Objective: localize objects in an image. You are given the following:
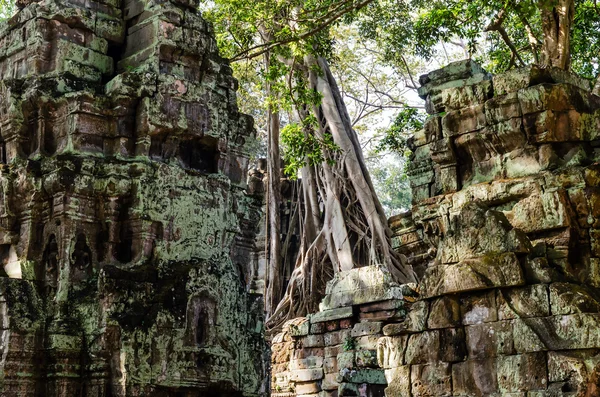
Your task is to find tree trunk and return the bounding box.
[264,50,283,319]
[539,0,574,70]
[266,55,416,332]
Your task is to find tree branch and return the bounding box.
[230,0,376,61]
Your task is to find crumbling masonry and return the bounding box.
[0,0,266,395]
[271,61,600,396]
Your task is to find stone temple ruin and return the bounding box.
[271,61,600,396]
[0,0,266,395]
[3,0,600,393]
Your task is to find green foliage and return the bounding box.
[342,336,356,351]
[376,108,425,155]
[368,154,412,214]
[355,0,600,77]
[280,118,339,179]
[0,0,15,19]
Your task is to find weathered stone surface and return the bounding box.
[452,359,499,396]
[427,295,461,329]
[310,307,354,324]
[384,366,411,396]
[289,368,324,382]
[338,368,386,384]
[319,266,406,310]
[466,321,515,358]
[549,283,600,315]
[0,0,266,395]
[421,252,525,298]
[513,314,600,352]
[442,104,487,136]
[411,362,452,396]
[461,290,498,325]
[497,353,547,392]
[383,300,429,335]
[377,336,407,369]
[493,65,591,96]
[273,60,600,397]
[355,350,378,368]
[547,350,600,393]
[350,322,382,337]
[497,285,550,320]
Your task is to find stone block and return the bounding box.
[338,368,386,384]
[286,318,310,336]
[441,104,486,136]
[497,353,547,392]
[522,257,560,284]
[272,341,294,364]
[322,372,339,390]
[311,322,326,334]
[323,357,337,374]
[325,321,340,332]
[466,321,515,359]
[324,330,351,346]
[424,116,443,142]
[384,366,411,396]
[430,137,456,165]
[302,334,325,348]
[340,319,353,329]
[355,335,381,351]
[488,118,528,153]
[452,358,499,396]
[289,357,324,371]
[294,380,321,394]
[383,300,429,335]
[438,204,531,264]
[405,331,440,365]
[358,309,404,322]
[485,92,522,124]
[355,350,378,368]
[549,282,600,315]
[523,109,585,143]
[289,368,324,382]
[438,164,459,194]
[420,60,486,88]
[497,285,550,320]
[493,65,591,96]
[518,84,573,115]
[461,290,498,325]
[440,327,467,362]
[441,78,493,110]
[421,252,525,299]
[294,347,326,360]
[513,314,600,352]
[547,350,600,391]
[427,295,461,329]
[377,336,407,369]
[358,299,405,313]
[350,322,382,337]
[319,266,405,311]
[311,307,354,324]
[411,362,452,397]
[325,345,343,358]
[337,352,355,370]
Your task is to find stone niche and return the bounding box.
[0,0,267,395]
[272,60,600,397]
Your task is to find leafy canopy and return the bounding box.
[356,0,600,77]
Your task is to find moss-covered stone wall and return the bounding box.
[271,61,600,397]
[0,0,267,395]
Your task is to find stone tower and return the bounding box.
[0,0,266,395]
